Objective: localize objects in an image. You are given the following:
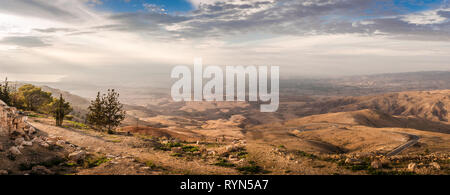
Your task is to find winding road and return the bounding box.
[386,134,420,156]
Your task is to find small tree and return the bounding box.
[0,77,11,105]
[51,94,73,126]
[103,89,126,134]
[87,92,105,130]
[86,90,125,134]
[16,84,52,112]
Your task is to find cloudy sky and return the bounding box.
[0,0,449,88]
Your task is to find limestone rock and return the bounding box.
[8,146,22,156]
[32,137,43,144]
[40,142,50,148]
[380,158,391,166]
[27,126,36,134]
[429,162,440,170]
[31,166,54,175]
[171,147,183,153]
[56,140,66,146]
[408,163,417,172]
[0,170,8,175]
[345,158,361,165]
[68,150,86,161]
[371,160,383,169]
[14,137,25,146]
[22,141,33,147]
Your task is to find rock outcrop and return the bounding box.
[0,100,74,175]
[0,100,35,139]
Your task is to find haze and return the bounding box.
[0,0,449,93]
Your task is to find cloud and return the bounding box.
[0,36,50,47]
[99,0,449,41]
[0,0,102,23]
[33,28,75,33]
[0,0,449,90]
[402,8,450,25]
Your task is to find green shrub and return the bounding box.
[83,156,110,168]
[295,150,317,159]
[236,161,270,175]
[214,158,235,167]
[182,145,199,153]
[170,153,183,157]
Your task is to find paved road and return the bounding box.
[386,134,419,156]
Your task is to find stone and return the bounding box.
[10,129,26,138]
[207,150,217,156]
[22,141,33,146]
[68,150,87,161]
[32,137,43,144]
[171,147,183,153]
[225,145,243,153]
[56,140,66,146]
[46,140,55,146]
[27,126,36,134]
[371,160,383,169]
[380,158,391,166]
[40,142,50,148]
[430,162,440,170]
[8,146,22,156]
[31,166,54,175]
[0,170,8,175]
[14,137,25,146]
[408,163,417,172]
[345,158,361,165]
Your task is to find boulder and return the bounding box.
[31,166,54,175]
[171,147,183,153]
[225,145,244,153]
[429,162,440,170]
[8,146,22,156]
[0,170,8,175]
[32,137,43,144]
[408,163,417,172]
[371,160,383,169]
[345,158,361,165]
[27,126,36,134]
[68,150,86,161]
[14,137,25,146]
[207,150,217,156]
[380,158,391,166]
[10,129,26,138]
[39,142,50,148]
[56,140,66,146]
[22,141,33,147]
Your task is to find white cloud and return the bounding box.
[0,0,449,86]
[401,8,449,25]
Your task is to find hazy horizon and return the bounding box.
[1,0,449,88]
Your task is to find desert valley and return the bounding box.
[0,71,449,175]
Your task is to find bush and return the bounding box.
[170,153,183,157]
[182,145,199,153]
[214,158,235,167]
[295,150,317,159]
[83,156,110,168]
[236,161,270,174]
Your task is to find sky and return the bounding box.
[0,0,449,90]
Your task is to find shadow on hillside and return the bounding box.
[353,112,450,134]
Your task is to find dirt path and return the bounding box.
[30,119,238,175]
